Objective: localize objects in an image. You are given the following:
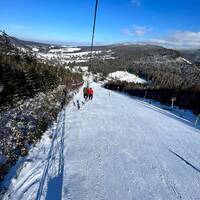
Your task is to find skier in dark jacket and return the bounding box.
[83,87,88,100]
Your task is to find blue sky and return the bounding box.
[0,0,200,47]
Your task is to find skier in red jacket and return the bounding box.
[88,88,94,100]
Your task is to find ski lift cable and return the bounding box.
[90,0,99,67]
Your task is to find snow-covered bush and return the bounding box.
[0,85,75,181]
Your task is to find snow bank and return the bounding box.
[0,85,74,184]
[32,48,39,52]
[176,57,192,65]
[108,71,146,83]
[49,47,81,53]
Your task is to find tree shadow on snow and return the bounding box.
[45,171,64,200]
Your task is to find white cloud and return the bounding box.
[150,31,200,48]
[122,25,152,37]
[122,29,200,48]
[131,0,141,7]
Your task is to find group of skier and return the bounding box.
[83,87,94,101]
[73,86,94,110]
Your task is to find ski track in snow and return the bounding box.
[2,83,200,200]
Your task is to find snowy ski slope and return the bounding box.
[2,83,200,200]
[108,71,146,83]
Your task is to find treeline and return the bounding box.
[104,81,200,114]
[102,57,200,114]
[0,52,82,111]
[102,59,200,114]
[127,62,200,88]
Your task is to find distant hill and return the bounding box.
[80,43,182,64]
[0,35,185,64]
[179,49,200,64]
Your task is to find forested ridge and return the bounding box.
[80,44,200,114]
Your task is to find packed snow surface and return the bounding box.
[108,71,146,83]
[2,83,200,200]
